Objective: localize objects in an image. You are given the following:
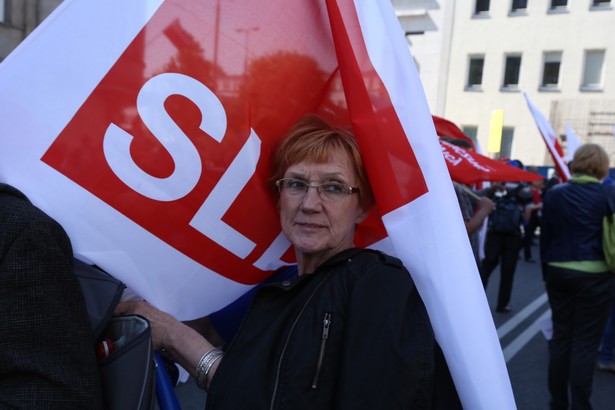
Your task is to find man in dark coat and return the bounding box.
[0,183,103,409]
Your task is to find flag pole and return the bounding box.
[462,185,481,201]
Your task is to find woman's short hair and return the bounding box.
[571,143,610,179]
[269,115,375,210]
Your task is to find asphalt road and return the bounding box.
[169,243,615,409]
[489,247,615,410]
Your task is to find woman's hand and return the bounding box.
[114,300,218,382]
[114,300,177,350]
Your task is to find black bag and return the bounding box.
[73,259,156,410]
[489,196,522,234]
[98,316,157,410]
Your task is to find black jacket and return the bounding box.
[206,248,434,410]
[0,184,103,409]
[541,179,615,263]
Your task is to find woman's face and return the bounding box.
[278,147,368,273]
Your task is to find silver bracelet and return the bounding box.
[195,347,224,390]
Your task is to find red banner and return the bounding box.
[440,140,543,185]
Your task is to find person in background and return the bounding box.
[521,169,544,263]
[116,115,436,409]
[597,175,615,373]
[597,281,615,372]
[443,138,495,266]
[0,183,103,409]
[540,143,615,410]
[480,178,525,313]
[542,169,562,197]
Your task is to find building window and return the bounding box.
[503,55,521,89]
[550,0,568,8]
[500,127,514,159]
[462,126,478,146]
[581,50,605,90]
[467,56,484,89]
[475,0,490,14]
[541,52,561,89]
[511,0,528,11]
[591,0,612,8]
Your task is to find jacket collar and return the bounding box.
[310,247,364,274]
[569,174,601,184]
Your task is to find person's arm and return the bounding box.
[523,202,543,222]
[0,218,103,408]
[466,196,494,234]
[184,316,225,347]
[115,300,222,390]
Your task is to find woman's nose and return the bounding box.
[300,186,324,209]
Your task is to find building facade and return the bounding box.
[0,0,61,61]
[391,0,455,115]
[443,0,615,167]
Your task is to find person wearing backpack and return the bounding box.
[479,182,525,313]
[540,144,615,410]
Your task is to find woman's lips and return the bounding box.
[295,222,326,230]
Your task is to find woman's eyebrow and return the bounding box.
[289,175,347,182]
[284,171,308,179]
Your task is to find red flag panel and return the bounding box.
[41,0,424,283]
[440,140,543,185]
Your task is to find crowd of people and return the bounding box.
[456,143,615,410]
[3,114,615,409]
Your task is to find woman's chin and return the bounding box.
[293,239,330,256]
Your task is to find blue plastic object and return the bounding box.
[155,352,182,410]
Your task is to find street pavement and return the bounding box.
[170,243,615,409]
[488,246,615,410]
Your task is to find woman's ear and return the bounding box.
[355,206,369,224]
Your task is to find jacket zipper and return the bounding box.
[269,271,334,410]
[311,312,331,389]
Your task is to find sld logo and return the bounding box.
[102,73,265,261]
[43,69,289,284]
[41,0,421,284]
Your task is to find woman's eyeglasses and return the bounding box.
[276,178,359,201]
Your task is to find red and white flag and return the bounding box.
[524,93,570,181]
[0,1,514,407]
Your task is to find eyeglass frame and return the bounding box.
[275,178,360,201]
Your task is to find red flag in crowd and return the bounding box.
[432,115,476,150]
[440,140,544,185]
[524,93,571,181]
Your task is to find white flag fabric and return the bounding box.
[565,124,582,162]
[0,0,514,408]
[524,93,571,181]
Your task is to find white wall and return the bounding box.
[443,0,615,166]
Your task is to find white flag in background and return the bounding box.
[565,124,582,162]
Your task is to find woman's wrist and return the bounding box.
[161,322,218,382]
[195,347,224,390]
